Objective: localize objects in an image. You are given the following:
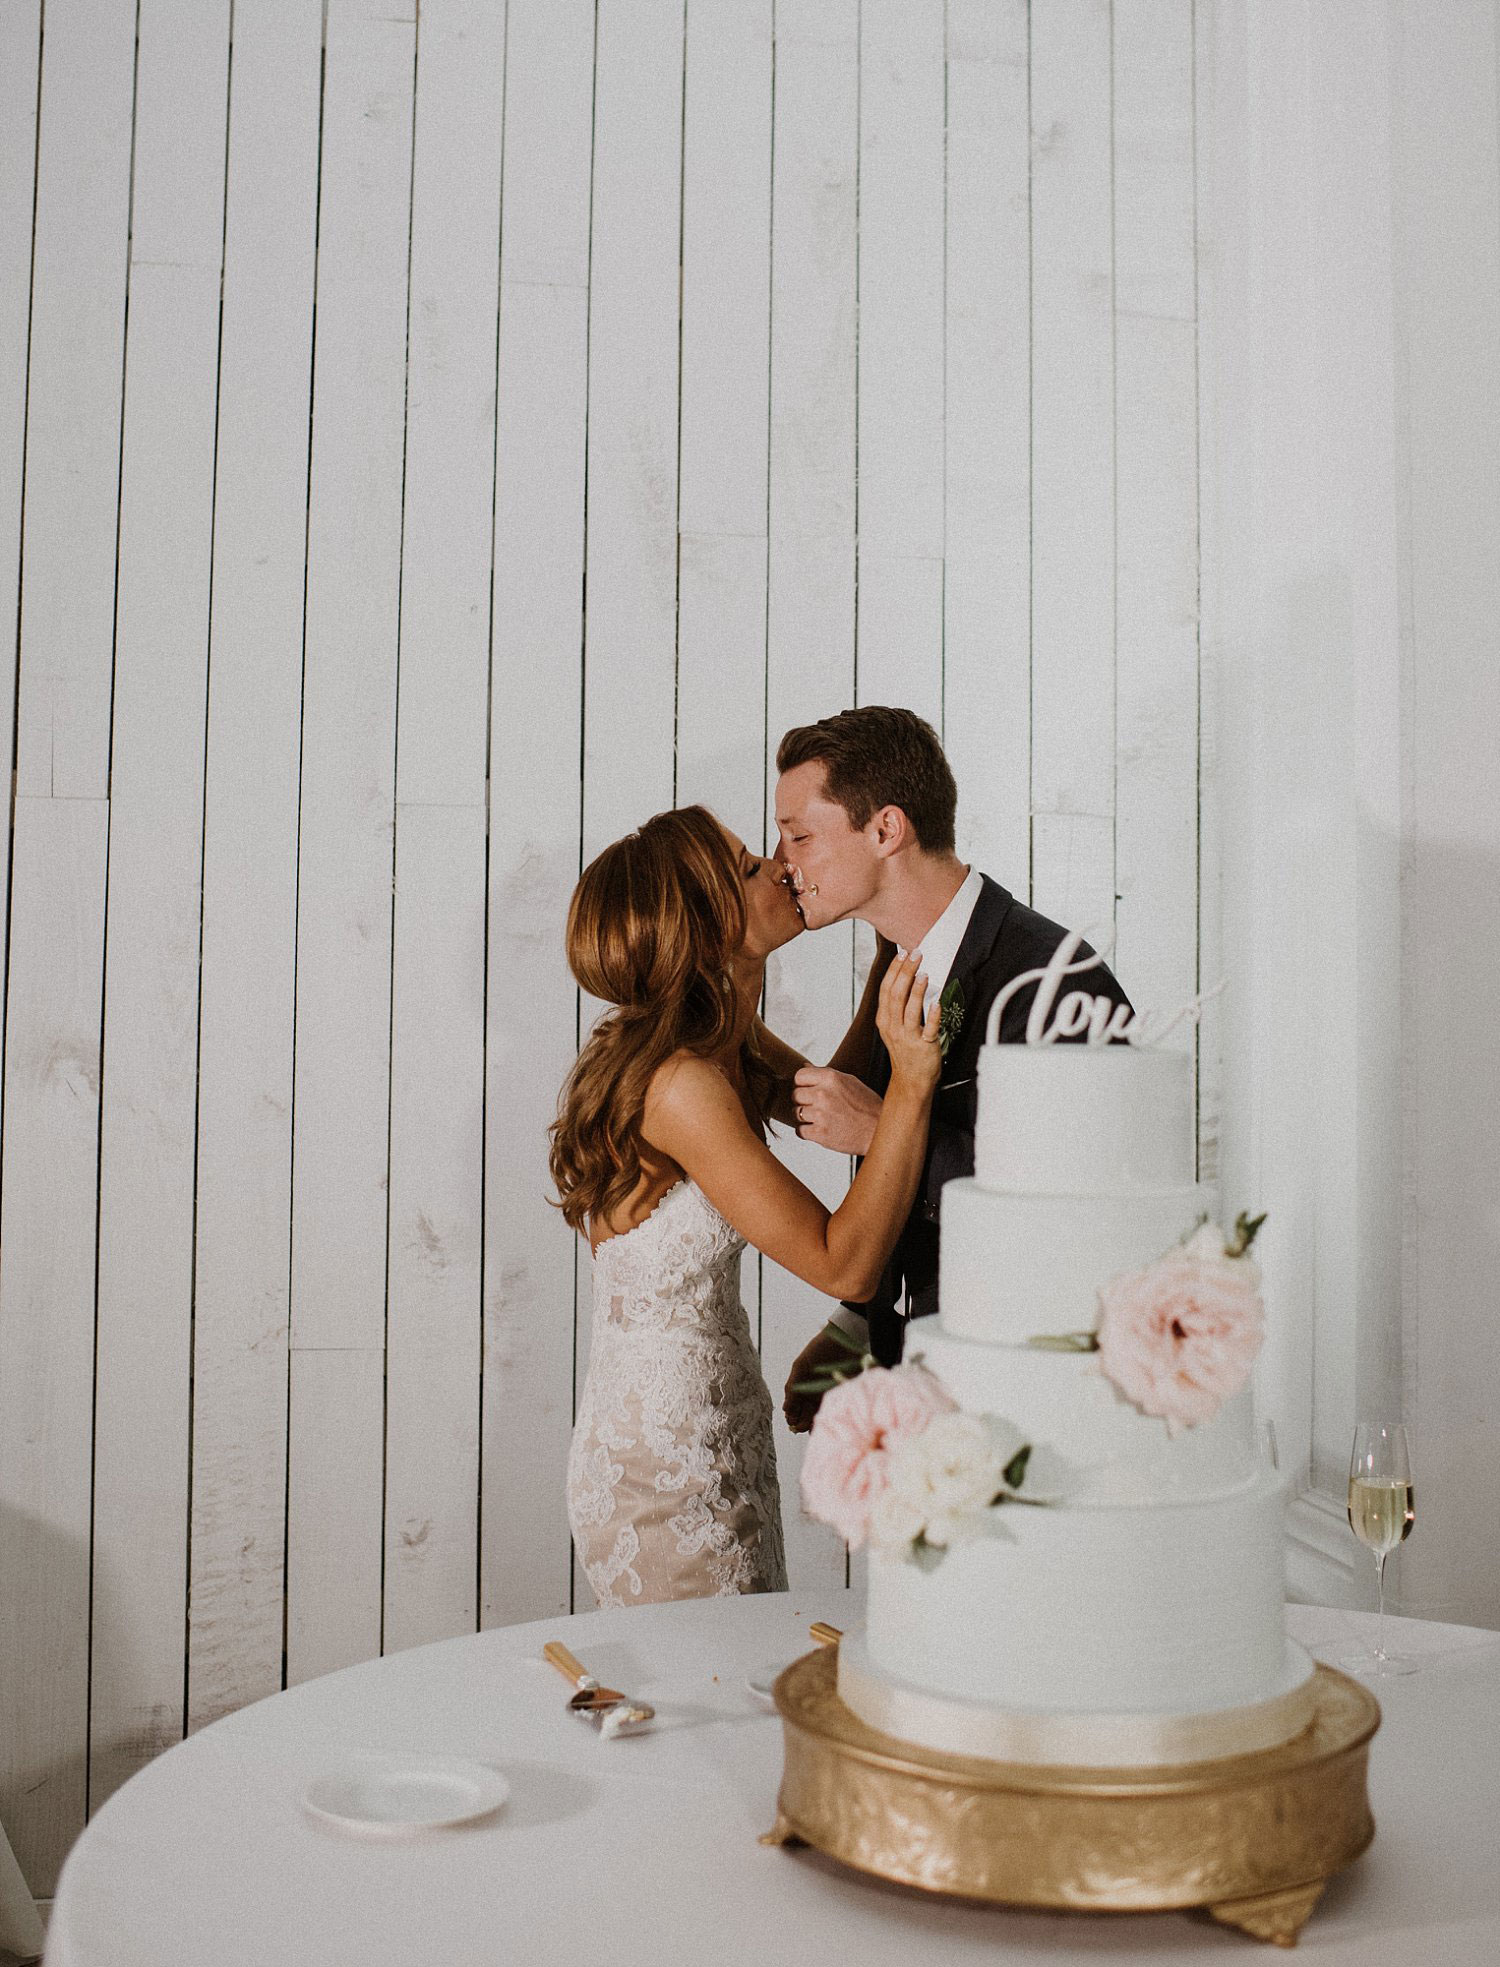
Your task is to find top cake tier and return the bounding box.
[975,1043,1194,1193]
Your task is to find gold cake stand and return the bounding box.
[762,1645,1379,1948]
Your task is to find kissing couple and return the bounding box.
[550,706,1130,1611]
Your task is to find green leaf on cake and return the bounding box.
[1001,1443,1032,1491]
[1225,1210,1267,1259]
[910,1533,948,1574]
[1024,1332,1100,1352]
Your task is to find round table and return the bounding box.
[46,1595,1500,1965]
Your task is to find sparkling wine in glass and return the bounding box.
[1341,1423,1417,1677]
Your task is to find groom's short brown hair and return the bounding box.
[776,706,957,853]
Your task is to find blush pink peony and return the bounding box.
[798,1363,959,1548]
[1096,1222,1265,1434]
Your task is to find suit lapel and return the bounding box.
[935,875,1011,1082]
[869,874,1013,1092]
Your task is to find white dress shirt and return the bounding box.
[827,866,983,1343]
[898,864,984,1016]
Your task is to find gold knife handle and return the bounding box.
[809,1622,843,1648]
[543,1640,590,1686]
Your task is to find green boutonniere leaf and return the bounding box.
[937,978,965,1059]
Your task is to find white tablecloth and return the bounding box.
[45,1594,1500,1966]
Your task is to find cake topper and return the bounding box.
[984,927,1224,1048]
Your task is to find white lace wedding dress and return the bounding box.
[567,1179,787,1609]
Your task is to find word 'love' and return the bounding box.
[985,930,1223,1049]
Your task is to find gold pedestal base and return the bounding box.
[763,1648,1378,1948]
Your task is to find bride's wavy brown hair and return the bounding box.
[549,805,776,1235]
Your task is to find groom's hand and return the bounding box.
[783,1328,854,1433]
[792,1066,882,1155]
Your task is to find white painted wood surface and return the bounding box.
[1029,0,1116,935]
[1199,0,1500,1639]
[90,0,231,1816]
[188,0,322,1740]
[0,0,39,1099]
[0,0,1218,1888]
[1385,0,1500,1634]
[763,0,862,1595]
[942,0,1031,884]
[481,0,593,1632]
[286,0,415,1687]
[0,0,135,1896]
[382,0,501,1659]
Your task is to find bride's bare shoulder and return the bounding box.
[643,1052,745,1143]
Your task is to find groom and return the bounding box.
[774,706,1131,1427]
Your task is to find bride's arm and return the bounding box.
[647,958,938,1301]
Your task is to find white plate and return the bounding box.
[301,1754,510,1837]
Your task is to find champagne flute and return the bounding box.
[1341,1423,1417,1677]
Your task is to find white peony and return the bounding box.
[867,1487,928,1555]
[865,1405,1075,1563]
[884,1411,1006,1549]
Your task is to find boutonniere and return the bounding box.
[937,978,965,1058]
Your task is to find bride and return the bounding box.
[550,804,941,1609]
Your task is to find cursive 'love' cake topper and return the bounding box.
[984,927,1225,1049]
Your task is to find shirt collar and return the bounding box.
[898,865,984,1012]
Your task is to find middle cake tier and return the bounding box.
[939,1176,1215,1345]
[907,1322,1257,1504]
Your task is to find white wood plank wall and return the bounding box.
[0,0,1207,1890]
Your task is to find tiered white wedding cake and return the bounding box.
[803,945,1316,1770]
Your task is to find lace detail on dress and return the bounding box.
[566,1181,787,1609]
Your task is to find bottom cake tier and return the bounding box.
[847,1469,1316,1767]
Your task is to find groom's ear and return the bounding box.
[868,804,913,858]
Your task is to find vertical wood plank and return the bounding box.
[382,0,502,1656]
[943,0,1032,885]
[1193,0,1222,1189]
[286,1348,386,1677]
[286,0,415,1685]
[0,0,135,1892]
[854,0,944,722]
[763,0,859,1593]
[482,0,593,1627]
[90,0,230,1813]
[1029,0,1116,931]
[0,801,109,1892]
[1112,0,1198,1018]
[569,0,684,1602]
[189,0,322,1733]
[676,0,772,838]
[0,0,40,1091]
[386,807,485,1649]
[391,0,502,815]
[13,0,135,804]
[675,0,773,1393]
[580,0,683,860]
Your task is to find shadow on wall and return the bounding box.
[1401,837,1500,1630]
